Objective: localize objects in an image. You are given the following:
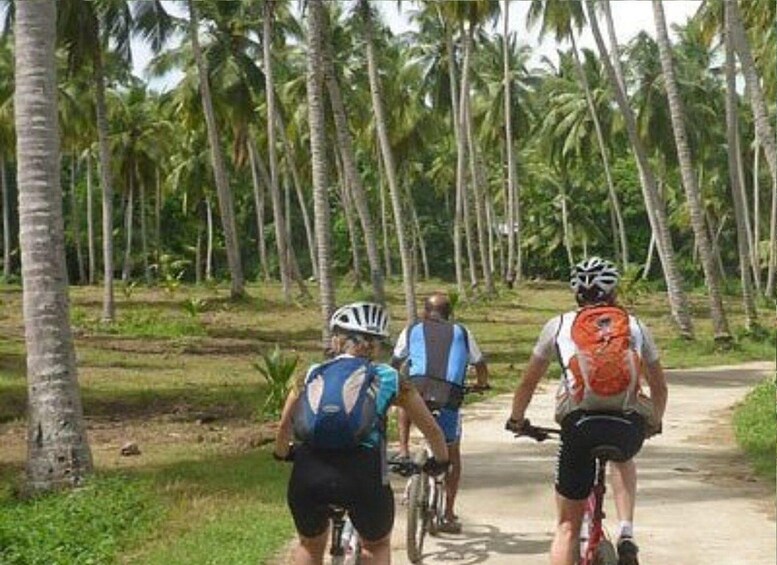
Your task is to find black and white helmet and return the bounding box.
[570,257,619,299]
[329,302,390,339]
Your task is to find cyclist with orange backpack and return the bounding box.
[505,258,667,565]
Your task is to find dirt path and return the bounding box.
[389,361,775,564]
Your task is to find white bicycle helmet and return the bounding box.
[570,257,619,298]
[329,302,390,339]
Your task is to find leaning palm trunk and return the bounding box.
[726,0,777,186]
[766,176,777,297]
[139,171,150,284]
[652,0,730,340]
[188,0,244,298]
[307,0,336,344]
[378,151,392,279]
[334,149,362,288]
[322,16,384,302]
[360,0,416,321]
[205,197,213,281]
[94,48,114,321]
[276,109,318,280]
[725,2,758,329]
[14,0,93,491]
[263,1,292,302]
[570,31,628,269]
[585,0,694,338]
[248,139,271,281]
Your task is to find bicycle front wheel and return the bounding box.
[406,474,427,563]
[593,539,618,565]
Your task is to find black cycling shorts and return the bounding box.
[555,411,646,500]
[287,444,394,542]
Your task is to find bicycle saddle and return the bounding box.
[590,444,626,462]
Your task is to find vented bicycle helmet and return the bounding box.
[329,302,390,339]
[570,257,619,302]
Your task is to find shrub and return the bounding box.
[254,346,298,420]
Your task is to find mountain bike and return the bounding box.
[513,420,620,565]
[390,384,488,563]
[328,505,361,565]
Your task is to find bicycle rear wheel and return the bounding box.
[593,539,618,565]
[406,473,428,563]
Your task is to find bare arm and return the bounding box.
[273,390,298,458]
[643,360,668,426]
[396,386,449,463]
[509,354,551,423]
[473,362,489,387]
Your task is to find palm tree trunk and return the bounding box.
[188,0,244,298]
[138,168,150,285]
[464,84,494,294]
[334,148,362,288]
[308,0,336,345]
[122,173,134,283]
[735,121,760,293]
[753,139,761,289]
[94,48,114,321]
[205,197,213,281]
[195,227,202,285]
[642,232,656,280]
[378,151,392,279]
[69,155,86,284]
[263,0,292,302]
[727,0,777,187]
[602,0,628,97]
[485,192,496,276]
[766,176,777,297]
[1,155,10,280]
[725,3,758,329]
[15,0,92,491]
[155,167,161,277]
[248,138,270,281]
[86,152,95,285]
[570,31,628,269]
[322,17,384,301]
[585,0,694,338]
[447,21,465,294]
[560,183,574,268]
[276,109,318,281]
[360,0,416,321]
[652,0,730,340]
[502,0,517,283]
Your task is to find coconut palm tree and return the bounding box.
[307,0,336,343]
[321,5,385,302]
[527,0,628,270]
[0,38,13,281]
[358,0,416,321]
[15,0,93,492]
[724,0,758,328]
[652,0,730,341]
[187,0,245,298]
[584,0,694,338]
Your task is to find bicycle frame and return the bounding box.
[328,506,360,565]
[580,456,608,565]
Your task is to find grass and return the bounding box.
[733,379,776,481]
[0,280,773,564]
[0,475,162,565]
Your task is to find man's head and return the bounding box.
[424,292,452,321]
[570,257,619,306]
[329,302,390,358]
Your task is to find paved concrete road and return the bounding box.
[389,362,775,564]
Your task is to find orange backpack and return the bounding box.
[555,305,644,420]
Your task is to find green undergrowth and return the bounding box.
[733,379,776,481]
[0,475,163,565]
[71,307,206,339]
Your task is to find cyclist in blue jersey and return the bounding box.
[274,302,449,565]
[392,292,490,534]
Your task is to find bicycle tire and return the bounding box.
[405,473,426,563]
[593,539,618,565]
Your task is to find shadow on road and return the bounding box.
[422,524,551,565]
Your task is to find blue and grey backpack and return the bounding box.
[292,357,382,450]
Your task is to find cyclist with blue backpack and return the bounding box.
[273,302,449,565]
[391,292,490,534]
[505,258,667,565]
